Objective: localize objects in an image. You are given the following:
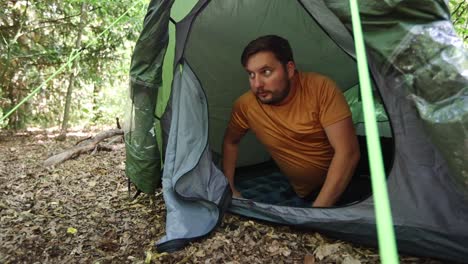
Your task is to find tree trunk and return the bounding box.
[2,0,30,130]
[92,70,102,122]
[60,3,88,138]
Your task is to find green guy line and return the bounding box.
[0,0,145,123]
[349,1,399,263]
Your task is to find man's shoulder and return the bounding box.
[298,71,333,86]
[298,72,340,94]
[231,91,257,117]
[234,91,256,106]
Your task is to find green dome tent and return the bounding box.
[124,0,468,262]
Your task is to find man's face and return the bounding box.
[245,51,295,105]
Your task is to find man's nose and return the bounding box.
[252,76,264,89]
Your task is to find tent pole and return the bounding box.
[349,0,399,263]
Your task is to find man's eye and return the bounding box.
[264,69,272,76]
[249,72,255,79]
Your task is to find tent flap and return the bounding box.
[124,0,175,194]
[156,63,230,251]
[391,21,468,194]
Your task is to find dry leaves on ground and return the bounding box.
[0,130,444,264]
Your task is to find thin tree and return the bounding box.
[59,2,87,139]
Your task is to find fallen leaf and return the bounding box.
[281,247,291,257]
[145,251,152,264]
[342,255,361,264]
[268,241,280,253]
[195,249,206,257]
[98,240,119,252]
[151,252,169,259]
[314,243,341,260]
[67,227,77,235]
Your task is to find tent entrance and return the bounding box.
[185,0,360,168]
[233,135,394,207]
[182,0,396,207]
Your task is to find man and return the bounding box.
[222,35,360,207]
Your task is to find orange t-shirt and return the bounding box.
[228,72,352,197]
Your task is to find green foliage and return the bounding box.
[0,0,147,129]
[449,0,468,45]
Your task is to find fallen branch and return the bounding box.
[75,136,92,146]
[96,143,125,152]
[44,129,123,167]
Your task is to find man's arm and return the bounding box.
[222,127,245,198]
[313,117,360,207]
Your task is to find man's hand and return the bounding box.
[232,189,243,199]
[223,127,245,199]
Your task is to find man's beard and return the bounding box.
[257,80,291,105]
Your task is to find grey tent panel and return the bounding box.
[157,63,229,246]
[174,0,208,70]
[299,0,356,58]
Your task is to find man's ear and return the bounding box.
[286,61,296,79]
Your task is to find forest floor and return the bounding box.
[0,129,444,264]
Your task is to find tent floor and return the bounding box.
[234,136,393,208]
[234,161,372,207]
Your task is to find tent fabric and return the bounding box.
[124,0,175,193]
[125,0,468,262]
[157,63,230,249]
[325,1,468,191]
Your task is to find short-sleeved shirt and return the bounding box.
[228,72,352,197]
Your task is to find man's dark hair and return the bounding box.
[241,35,294,67]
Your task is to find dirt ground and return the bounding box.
[0,130,444,264]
